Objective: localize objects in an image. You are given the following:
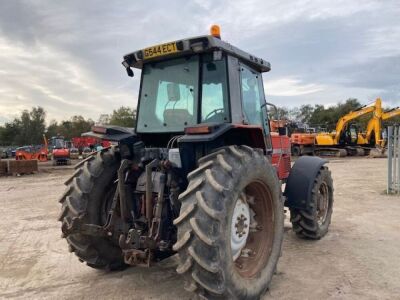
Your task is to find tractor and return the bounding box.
[59,26,334,300]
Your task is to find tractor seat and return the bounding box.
[163,109,193,127]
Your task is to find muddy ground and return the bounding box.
[0,157,399,299]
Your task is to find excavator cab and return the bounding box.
[340,124,360,145]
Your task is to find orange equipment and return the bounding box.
[290,132,316,156]
[270,119,316,156]
[15,135,48,162]
[269,119,289,133]
[50,136,70,165]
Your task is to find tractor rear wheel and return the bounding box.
[58,147,126,270]
[290,166,333,239]
[174,146,284,299]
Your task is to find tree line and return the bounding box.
[0,106,136,146]
[271,98,400,131]
[0,99,398,146]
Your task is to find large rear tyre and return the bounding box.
[58,147,126,270]
[174,146,284,299]
[290,167,333,239]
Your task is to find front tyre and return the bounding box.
[174,146,284,299]
[290,166,333,239]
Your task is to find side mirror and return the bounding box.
[167,83,181,101]
[122,61,134,77]
[126,67,134,77]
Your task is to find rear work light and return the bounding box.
[185,125,213,135]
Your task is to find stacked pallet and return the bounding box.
[0,160,38,176]
[0,161,7,176]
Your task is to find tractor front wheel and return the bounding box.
[290,167,333,239]
[174,146,284,299]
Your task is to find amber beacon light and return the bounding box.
[210,24,221,38]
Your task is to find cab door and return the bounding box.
[239,63,273,153]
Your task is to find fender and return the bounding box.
[178,123,233,143]
[178,123,266,176]
[179,123,266,150]
[83,125,137,142]
[284,156,327,211]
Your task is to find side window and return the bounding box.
[240,65,262,125]
[201,57,229,123]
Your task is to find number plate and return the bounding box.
[143,42,179,59]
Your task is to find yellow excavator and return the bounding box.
[358,104,400,154]
[315,98,381,156]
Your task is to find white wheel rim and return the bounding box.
[231,195,251,261]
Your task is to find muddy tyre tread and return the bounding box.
[174,146,284,299]
[290,167,334,240]
[59,147,126,270]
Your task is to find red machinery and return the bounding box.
[72,137,111,152]
[50,136,70,165]
[271,133,291,179]
[58,25,334,300]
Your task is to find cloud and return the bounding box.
[0,35,135,124]
[266,77,325,96]
[0,0,399,125]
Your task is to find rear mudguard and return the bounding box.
[284,156,327,211]
[82,125,136,142]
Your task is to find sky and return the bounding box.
[0,0,399,125]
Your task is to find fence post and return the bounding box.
[397,127,400,193]
[388,126,393,194]
[394,127,397,190]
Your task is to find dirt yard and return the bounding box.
[0,157,399,299]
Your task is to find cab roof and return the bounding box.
[122,35,271,73]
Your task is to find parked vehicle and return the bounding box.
[49,136,70,165]
[69,148,80,159]
[81,147,93,159]
[58,25,334,300]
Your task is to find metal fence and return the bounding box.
[387,126,400,194]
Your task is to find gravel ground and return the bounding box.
[0,157,399,299]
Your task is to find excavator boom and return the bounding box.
[382,107,400,121]
[362,98,383,146]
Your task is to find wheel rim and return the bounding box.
[316,182,329,225]
[232,181,274,278]
[231,195,251,261]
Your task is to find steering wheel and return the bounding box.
[204,108,224,120]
